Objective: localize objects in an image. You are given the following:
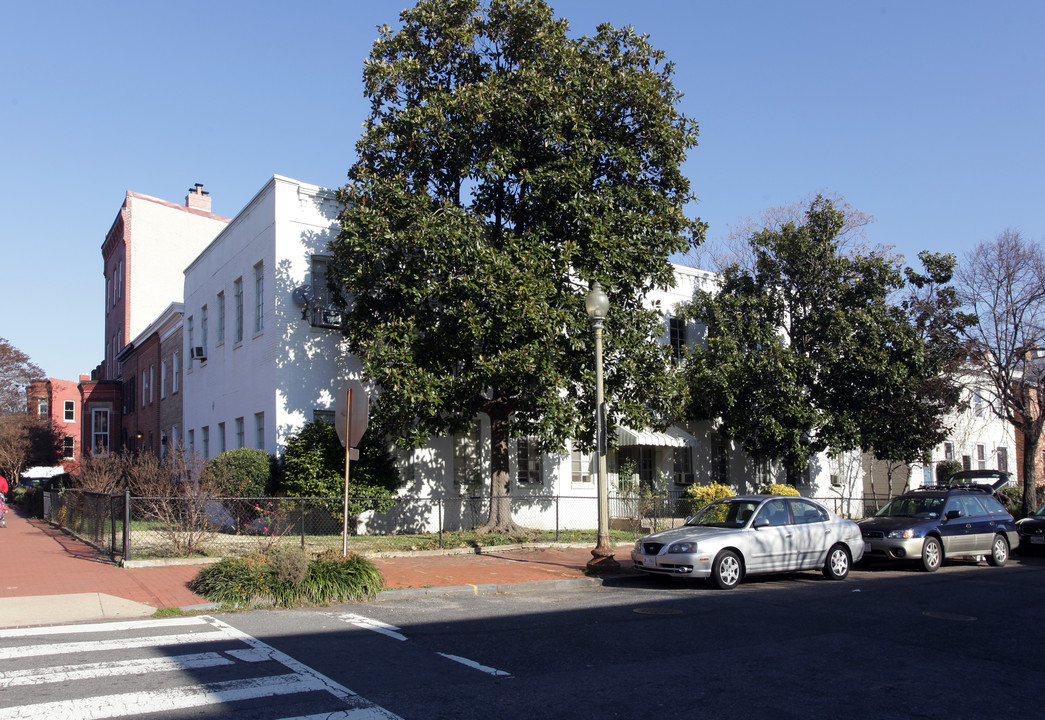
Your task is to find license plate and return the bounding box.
[864,542,872,554]
[1031,537,1044,545]
[643,556,658,567]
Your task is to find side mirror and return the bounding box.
[945,510,962,520]
[752,517,770,529]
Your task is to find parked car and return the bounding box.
[859,485,1017,572]
[630,495,865,589]
[1015,505,1045,553]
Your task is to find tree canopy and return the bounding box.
[0,338,44,414]
[330,0,704,529]
[957,229,1045,514]
[682,197,967,483]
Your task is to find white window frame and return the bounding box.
[253,262,264,335]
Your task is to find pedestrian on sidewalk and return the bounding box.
[0,474,8,527]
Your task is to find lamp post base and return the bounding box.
[586,546,621,574]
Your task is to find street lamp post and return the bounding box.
[585,281,620,573]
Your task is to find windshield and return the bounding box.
[1034,505,1045,517]
[875,496,944,519]
[687,499,761,529]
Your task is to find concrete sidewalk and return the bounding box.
[0,506,632,629]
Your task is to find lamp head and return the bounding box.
[585,281,610,321]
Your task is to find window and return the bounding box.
[516,438,542,486]
[313,410,335,425]
[997,447,1009,473]
[105,276,111,314]
[672,446,694,485]
[618,446,655,492]
[64,400,75,422]
[188,429,194,451]
[454,427,480,489]
[187,316,194,359]
[944,442,954,461]
[789,499,828,524]
[235,417,245,449]
[142,370,147,408]
[669,316,687,362]
[253,262,264,334]
[149,365,154,404]
[92,409,109,453]
[712,436,730,485]
[571,446,593,485]
[160,361,167,400]
[117,260,123,299]
[37,397,48,418]
[201,304,208,354]
[255,412,265,450]
[62,435,74,459]
[217,422,226,454]
[972,388,985,418]
[976,444,986,470]
[173,352,181,393]
[216,292,225,345]
[758,498,790,526]
[202,426,210,459]
[233,278,244,343]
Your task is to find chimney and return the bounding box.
[186,183,212,212]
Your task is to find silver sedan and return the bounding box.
[631,495,865,589]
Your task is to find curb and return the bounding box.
[374,572,640,602]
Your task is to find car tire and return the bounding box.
[921,536,942,572]
[822,544,851,580]
[712,550,742,590]
[988,534,1009,567]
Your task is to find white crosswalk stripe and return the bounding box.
[0,615,402,720]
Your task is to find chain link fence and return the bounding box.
[42,488,872,561]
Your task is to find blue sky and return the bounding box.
[2,1,1042,382]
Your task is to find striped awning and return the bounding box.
[616,425,697,448]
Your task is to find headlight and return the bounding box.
[634,541,644,553]
[668,541,698,554]
[887,528,917,539]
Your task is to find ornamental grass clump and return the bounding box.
[189,549,383,608]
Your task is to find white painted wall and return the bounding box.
[183,176,361,459]
[126,197,228,344]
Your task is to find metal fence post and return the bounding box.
[438,498,443,549]
[300,498,306,549]
[555,495,560,543]
[123,488,131,562]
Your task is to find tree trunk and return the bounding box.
[480,401,523,533]
[1020,422,1039,517]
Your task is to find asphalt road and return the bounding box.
[4,554,1044,719]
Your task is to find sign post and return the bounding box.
[335,379,369,556]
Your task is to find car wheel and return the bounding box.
[822,544,851,580]
[712,550,742,589]
[988,534,1009,567]
[921,536,942,572]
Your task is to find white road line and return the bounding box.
[0,630,229,661]
[436,652,513,678]
[0,652,234,686]
[0,673,321,719]
[0,616,209,639]
[278,711,406,720]
[335,613,408,642]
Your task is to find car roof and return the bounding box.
[946,469,1011,491]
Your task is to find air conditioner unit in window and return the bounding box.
[319,309,342,327]
[190,346,207,361]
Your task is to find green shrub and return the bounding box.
[206,447,276,497]
[302,551,384,604]
[682,482,734,506]
[997,486,1024,518]
[760,483,800,496]
[935,460,963,485]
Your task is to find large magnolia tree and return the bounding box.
[330,0,704,530]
